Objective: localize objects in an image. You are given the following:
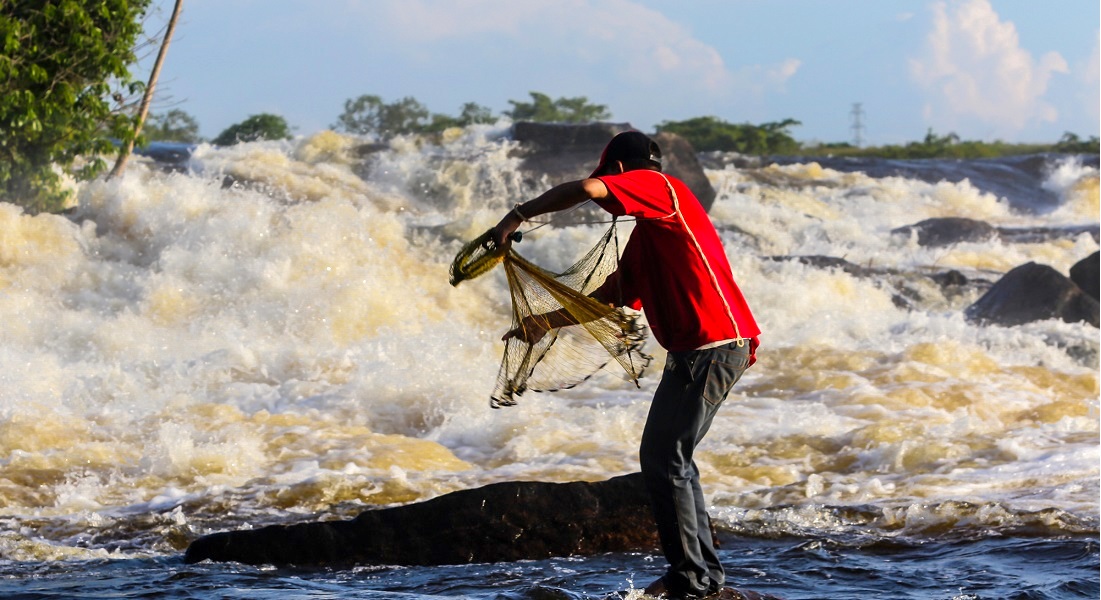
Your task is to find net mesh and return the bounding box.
[450,225,651,408]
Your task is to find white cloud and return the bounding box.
[366,0,800,122]
[909,0,1069,135]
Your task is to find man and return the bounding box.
[491,131,761,599]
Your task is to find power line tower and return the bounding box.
[850,103,865,148]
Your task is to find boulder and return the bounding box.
[891,217,998,247]
[1069,251,1099,301]
[511,121,717,212]
[965,262,1099,327]
[184,472,660,567]
[891,218,1099,248]
[132,141,195,173]
[998,224,1099,244]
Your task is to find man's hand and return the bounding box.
[491,207,524,248]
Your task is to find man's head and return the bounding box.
[589,131,662,177]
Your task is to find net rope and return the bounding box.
[450,223,651,408]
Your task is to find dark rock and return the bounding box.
[653,131,716,212]
[512,121,632,149]
[133,141,195,173]
[351,142,390,157]
[965,262,1099,327]
[930,269,969,288]
[998,224,1100,244]
[891,217,998,247]
[769,153,1099,213]
[1070,252,1100,301]
[510,122,717,212]
[184,472,659,567]
[892,218,1098,248]
[764,255,878,278]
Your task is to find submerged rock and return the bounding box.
[891,217,1099,248]
[891,217,998,247]
[184,473,659,567]
[965,262,1099,327]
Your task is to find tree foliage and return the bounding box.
[1053,132,1101,154]
[656,116,802,155]
[333,95,495,139]
[0,0,151,212]
[212,113,292,146]
[142,109,202,143]
[425,101,497,133]
[333,91,610,139]
[333,95,430,139]
[804,129,1072,160]
[504,92,610,123]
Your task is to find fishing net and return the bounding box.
[450,224,651,408]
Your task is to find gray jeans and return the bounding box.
[639,340,752,597]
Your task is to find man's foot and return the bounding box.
[643,576,673,598]
[643,576,690,599]
[704,587,785,600]
[642,577,706,599]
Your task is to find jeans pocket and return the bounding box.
[700,347,751,406]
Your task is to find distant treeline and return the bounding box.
[153,93,1099,160]
[798,130,1100,159]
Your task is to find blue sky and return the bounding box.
[142,0,1099,146]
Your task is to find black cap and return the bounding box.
[589,131,662,177]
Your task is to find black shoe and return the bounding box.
[644,577,673,598]
[644,577,707,599]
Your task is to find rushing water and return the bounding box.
[0,125,1097,599]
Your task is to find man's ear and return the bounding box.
[614,160,625,174]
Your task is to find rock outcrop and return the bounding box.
[185,472,659,567]
[1069,251,1099,302]
[511,121,716,212]
[891,217,1099,248]
[891,217,998,247]
[965,261,1099,327]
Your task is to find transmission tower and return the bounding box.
[850,103,865,148]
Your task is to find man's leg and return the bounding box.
[690,463,724,591]
[640,342,751,597]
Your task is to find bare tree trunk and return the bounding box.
[108,0,184,180]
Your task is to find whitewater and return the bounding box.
[0,124,1097,599]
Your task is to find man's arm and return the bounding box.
[494,177,615,344]
[491,178,610,247]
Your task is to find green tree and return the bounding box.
[333,95,431,139]
[1054,132,1100,154]
[423,101,497,133]
[334,95,498,138]
[657,116,801,155]
[504,92,611,123]
[457,102,495,126]
[0,0,152,213]
[142,109,202,143]
[212,113,293,146]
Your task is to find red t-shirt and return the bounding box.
[592,170,761,358]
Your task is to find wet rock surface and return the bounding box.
[185,473,659,567]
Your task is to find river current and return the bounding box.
[0,125,1097,598]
